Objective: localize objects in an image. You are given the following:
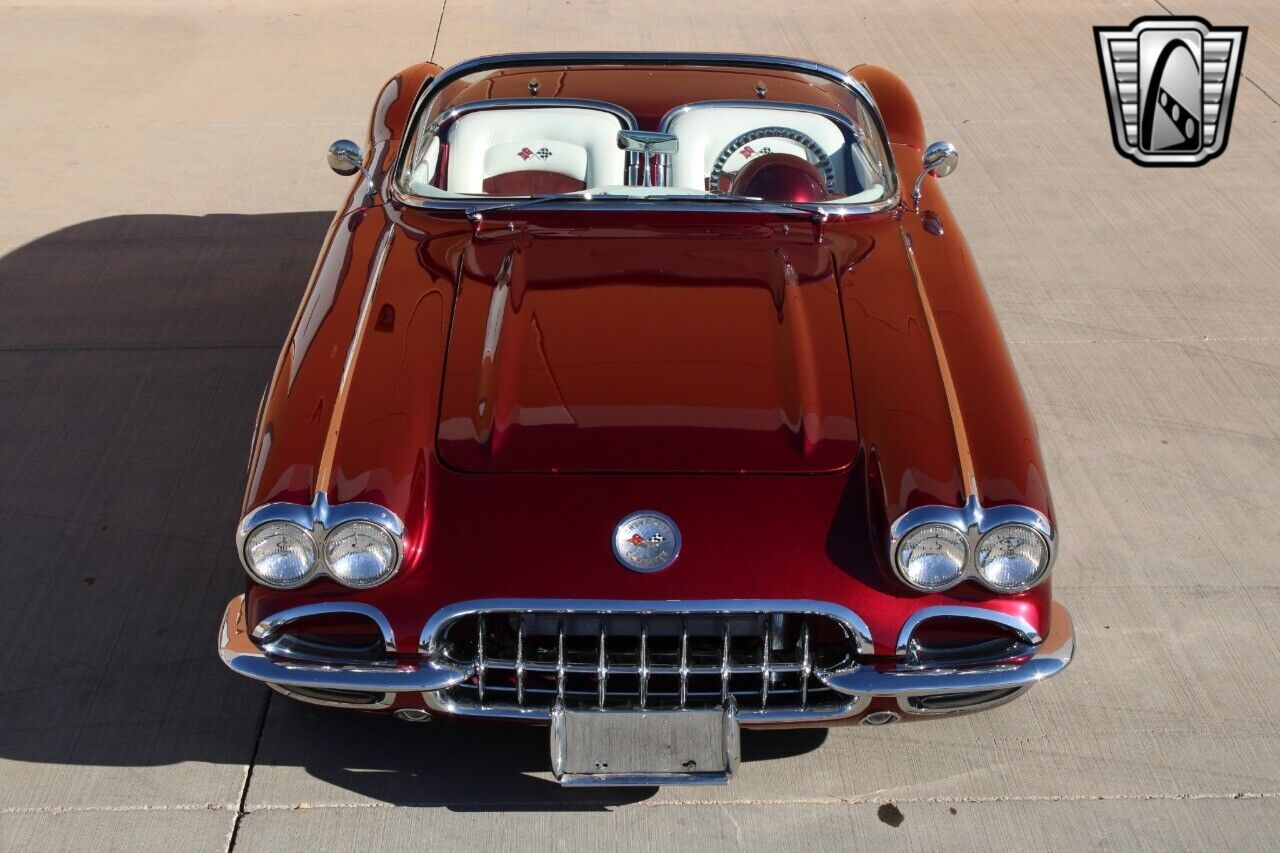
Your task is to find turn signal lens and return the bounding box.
[975,524,1048,591]
[244,522,316,588]
[896,524,967,590]
[325,521,399,588]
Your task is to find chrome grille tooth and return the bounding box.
[556,618,566,706]
[476,613,486,706]
[760,615,771,710]
[679,620,689,710]
[515,616,526,707]
[800,619,811,711]
[720,620,731,706]
[639,622,649,710]
[597,619,607,709]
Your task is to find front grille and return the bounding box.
[430,606,864,719]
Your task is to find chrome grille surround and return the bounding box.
[419,599,874,723]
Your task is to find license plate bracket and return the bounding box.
[550,699,740,786]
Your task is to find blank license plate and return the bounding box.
[550,701,740,786]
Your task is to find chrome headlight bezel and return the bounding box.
[237,494,405,590]
[889,498,1055,593]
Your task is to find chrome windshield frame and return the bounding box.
[389,52,900,216]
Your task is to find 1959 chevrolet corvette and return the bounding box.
[218,52,1074,786]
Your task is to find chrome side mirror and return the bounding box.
[327,139,375,195]
[912,141,958,210]
[328,139,363,175]
[618,130,679,187]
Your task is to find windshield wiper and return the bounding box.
[640,194,821,218]
[468,191,612,218]
[469,192,824,224]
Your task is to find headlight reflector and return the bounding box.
[975,524,1047,591]
[325,520,399,587]
[243,521,316,587]
[897,523,968,590]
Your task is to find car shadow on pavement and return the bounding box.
[0,212,826,812]
[267,699,826,810]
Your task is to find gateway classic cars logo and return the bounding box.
[1094,16,1247,166]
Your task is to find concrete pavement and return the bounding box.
[0,0,1277,849]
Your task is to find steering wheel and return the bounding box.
[708,127,836,195]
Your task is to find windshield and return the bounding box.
[395,59,895,209]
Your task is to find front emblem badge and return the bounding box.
[612,511,681,573]
[1094,16,1247,166]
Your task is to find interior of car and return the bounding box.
[401,99,886,204]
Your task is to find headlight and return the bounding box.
[975,524,1048,591]
[896,523,968,590]
[243,521,317,587]
[325,520,399,588]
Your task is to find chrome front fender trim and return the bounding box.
[217,595,470,694]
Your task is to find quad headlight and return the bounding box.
[890,501,1055,593]
[325,520,399,588]
[975,524,1049,591]
[243,521,317,588]
[237,496,404,590]
[896,523,967,590]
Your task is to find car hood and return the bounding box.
[435,224,858,473]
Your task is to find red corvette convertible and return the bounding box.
[218,52,1074,786]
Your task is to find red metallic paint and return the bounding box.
[436,221,857,473]
[850,65,925,152]
[240,60,1056,710]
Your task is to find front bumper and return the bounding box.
[217,595,1075,715]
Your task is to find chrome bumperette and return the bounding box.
[888,495,1057,593]
[252,600,398,657]
[217,595,469,694]
[236,492,405,590]
[894,605,1042,659]
[389,51,900,215]
[821,602,1074,700]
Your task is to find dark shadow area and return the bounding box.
[0,212,826,811]
[262,701,826,811]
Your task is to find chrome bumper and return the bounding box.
[217,594,1074,704]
